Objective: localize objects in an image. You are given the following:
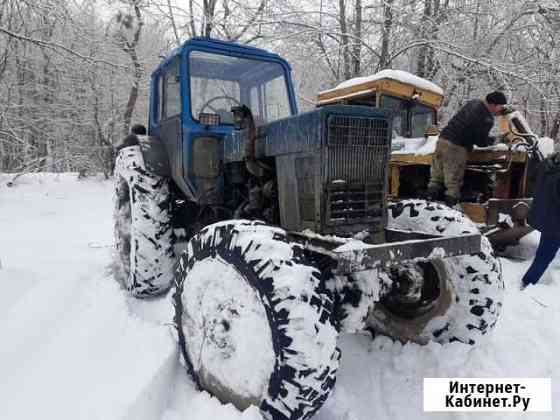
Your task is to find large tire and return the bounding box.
[173,220,340,420]
[113,145,175,297]
[365,199,504,345]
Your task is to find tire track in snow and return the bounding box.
[0,263,178,420]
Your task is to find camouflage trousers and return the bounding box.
[427,137,468,199]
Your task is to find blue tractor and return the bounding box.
[113,38,503,420]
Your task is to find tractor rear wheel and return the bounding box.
[366,199,504,345]
[113,145,175,297]
[173,220,340,420]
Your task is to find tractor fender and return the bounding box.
[115,134,170,177]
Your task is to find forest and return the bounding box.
[0,0,559,175]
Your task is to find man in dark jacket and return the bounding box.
[427,91,507,206]
[521,152,560,288]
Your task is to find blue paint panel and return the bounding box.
[225,105,393,162]
[148,38,298,201]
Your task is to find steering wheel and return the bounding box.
[199,95,242,116]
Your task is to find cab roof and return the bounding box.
[152,37,292,77]
[317,70,444,109]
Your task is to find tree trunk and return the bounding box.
[550,113,560,141]
[416,0,432,78]
[539,95,548,137]
[123,52,142,136]
[203,0,217,37]
[425,0,443,79]
[120,2,144,136]
[189,0,197,37]
[338,0,351,80]
[464,0,481,97]
[351,0,362,77]
[379,0,394,70]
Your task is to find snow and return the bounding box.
[501,230,542,261]
[391,135,556,158]
[392,135,439,155]
[388,200,479,237]
[1,173,560,420]
[320,70,444,96]
[181,256,275,403]
[537,137,556,157]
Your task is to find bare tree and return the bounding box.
[1,0,559,176]
[111,0,145,136]
[378,0,394,70]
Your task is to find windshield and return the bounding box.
[380,95,407,137]
[380,95,436,138]
[189,51,292,125]
[410,103,435,137]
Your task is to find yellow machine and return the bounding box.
[317,71,543,253]
[317,69,443,138]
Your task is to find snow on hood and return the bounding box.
[391,135,556,157]
[320,70,444,96]
[392,135,439,155]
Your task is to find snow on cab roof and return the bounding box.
[319,69,444,96]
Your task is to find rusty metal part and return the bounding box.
[511,201,530,223]
[366,259,451,345]
[483,198,534,250]
[486,198,533,225]
[289,230,481,275]
[384,263,425,304]
[485,225,534,249]
[332,234,481,274]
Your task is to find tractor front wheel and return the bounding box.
[173,220,340,420]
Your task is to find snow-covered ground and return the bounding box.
[1,173,559,420]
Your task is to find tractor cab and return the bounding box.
[316,70,443,140]
[148,38,298,202]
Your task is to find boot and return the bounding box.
[444,195,459,207]
[426,186,444,202]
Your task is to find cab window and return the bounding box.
[380,95,407,137]
[410,103,435,137]
[162,58,181,119]
[189,50,292,125]
[250,75,291,124]
[380,94,436,138]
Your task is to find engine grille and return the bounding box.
[325,115,390,229]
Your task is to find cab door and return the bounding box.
[150,56,195,200]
